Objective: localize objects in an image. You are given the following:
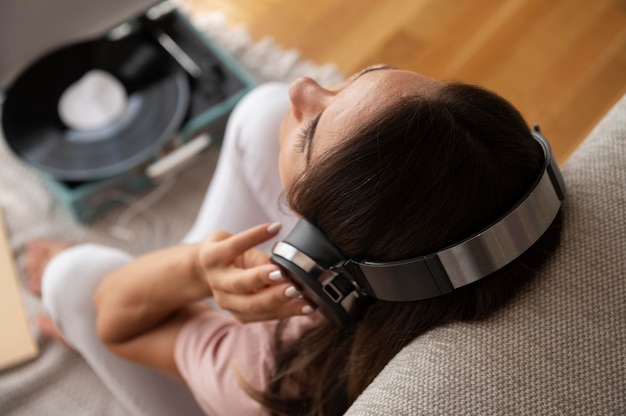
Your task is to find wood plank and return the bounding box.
[0,209,38,370]
[544,31,626,162]
[184,0,626,162]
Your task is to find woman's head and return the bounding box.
[282,67,546,263]
[263,68,563,415]
[278,66,442,187]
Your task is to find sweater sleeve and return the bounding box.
[174,308,318,416]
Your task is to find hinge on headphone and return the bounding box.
[330,264,369,297]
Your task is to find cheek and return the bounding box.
[278,146,291,187]
[278,120,297,188]
[278,136,303,189]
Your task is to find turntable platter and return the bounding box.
[1,32,190,181]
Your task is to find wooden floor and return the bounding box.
[186,0,626,163]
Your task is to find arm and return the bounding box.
[93,243,209,345]
[93,242,211,379]
[93,223,314,378]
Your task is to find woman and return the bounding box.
[27,66,563,415]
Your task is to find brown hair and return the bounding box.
[254,82,563,415]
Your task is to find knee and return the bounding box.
[226,82,289,149]
[231,83,289,121]
[42,244,132,324]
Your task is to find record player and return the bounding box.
[0,0,256,223]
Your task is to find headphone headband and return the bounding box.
[271,127,565,326]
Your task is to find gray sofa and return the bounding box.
[346,93,626,415]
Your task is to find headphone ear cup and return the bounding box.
[271,254,352,326]
[283,219,344,267]
[270,219,358,326]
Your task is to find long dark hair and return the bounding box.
[254,82,563,415]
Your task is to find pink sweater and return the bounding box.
[175,308,320,415]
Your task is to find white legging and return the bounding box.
[41,83,298,416]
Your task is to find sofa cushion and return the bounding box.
[346,94,626,415]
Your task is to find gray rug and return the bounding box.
[0,10,343,415]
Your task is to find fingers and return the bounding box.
[201,222,282,267]
[198,222,318,322]
[240,247,275,269]
[220,222,282,261]
[216,283,317,323]
[205,229,232,243]
[211,264,317,322]
[215,263,284,294]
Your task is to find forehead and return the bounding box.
[313,70,440,158]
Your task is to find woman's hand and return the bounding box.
[197,222,315,323]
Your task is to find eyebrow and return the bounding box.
[351,64,395,81]
[304,65,394,162]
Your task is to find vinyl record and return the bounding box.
[1,31,190,181]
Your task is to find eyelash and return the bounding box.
[296,117,317,153]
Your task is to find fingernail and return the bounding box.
[284,286,300,298]
[301,305,315,315]
[267,222,282,234]
[268,270,285,281]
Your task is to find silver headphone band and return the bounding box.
[437,169,561,287]
[352,130,565,301]
[354,165,562,300]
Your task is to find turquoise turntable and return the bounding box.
[0,0,255,223]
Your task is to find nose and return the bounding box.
[288,77,333,121]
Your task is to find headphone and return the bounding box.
[270,126,566,326]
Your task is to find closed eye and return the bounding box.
[296,112,322,162]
